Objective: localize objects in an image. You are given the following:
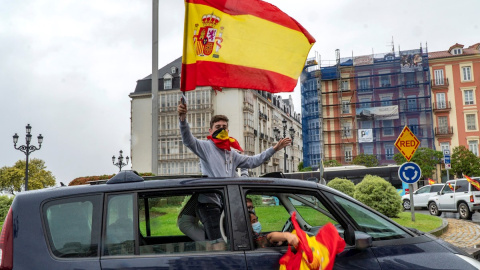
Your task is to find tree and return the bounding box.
[354,174,402,218]
[0,158,56,194]
[393,147,443,179]
[352,154,379,167]
[326,177,355,197]
[450,145,480,178]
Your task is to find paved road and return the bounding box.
[412,209,480,223]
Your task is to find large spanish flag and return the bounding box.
[279,212,345,270]
[181,0,316,93]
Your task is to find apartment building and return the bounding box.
[429,43,480,155]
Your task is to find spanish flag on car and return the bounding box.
[463,174,480,191]
[428,178,435,185]
[181,0,315,93]
[279,212,345,270]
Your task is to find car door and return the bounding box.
[413,185,432,207]
[240,186,381,270]
[436,181,456,210]
[100,188,247,270]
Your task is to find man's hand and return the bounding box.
[273,138,292,152]
[178,103,187,121]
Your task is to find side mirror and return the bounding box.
[354,231,373,250]
[344,224,355,246]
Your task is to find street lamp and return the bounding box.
[112,150,129,171]
[13,124,43,191]
[274,119,295,173]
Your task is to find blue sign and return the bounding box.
[444,155,451,164]
[399,162,422,184]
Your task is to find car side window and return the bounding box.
[455,180,469,192]
[104,193,135,256]
[138,190,230,254]
[416,186,430,194]
[43,195,102,258]
[244,190,343,249]
[431,185,443,193]
[329,194,409,241]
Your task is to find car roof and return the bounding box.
[14,176,324,202]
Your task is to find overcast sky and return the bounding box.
[1,0,478,186]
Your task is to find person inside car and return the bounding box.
[178,101,291,249]
[248,211,298,248]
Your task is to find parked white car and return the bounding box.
[402,184,444,210]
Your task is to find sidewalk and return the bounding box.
[432,218,480,259]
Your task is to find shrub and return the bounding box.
[326,178,355,197]
[354,174,402,218]
[324,160,341,167]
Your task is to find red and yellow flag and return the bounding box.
[181,0,316,93]
[428,178,435,185]
[279,212,345,270]
[207,128,243,151]
[464,174,480,191]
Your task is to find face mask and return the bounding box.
[252,221,262,234]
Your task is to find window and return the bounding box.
[380,97,392,106]
[464,90,474,105]
[358,78,370,90]
[380,75,390,86]
[453,48,463,55]
[342,122,351,137]
[407,96,417,110]
[137,190,230,255]
[383,120,393,136]
[455,180,469,193]
[466,114,477,130]
[469,140,479,156]
[341,80,349,91]
[164,78,172,90]
[105,194,135,256]
[434,69,444,85]
[436,93,446,109]
[341,100,350,114]
[462,66,472,81]
[438,116,448,134]
[405,73,415,87]
[408,118,419,136]
[385,144,394,160]
[43,195,102,258]
[171,66,177,74]
[363,144,374,155]
[331,195,408,240]
[359,98,370,108]
[440,142,450,154]
[344,147,353,162]
[244,190,341,249]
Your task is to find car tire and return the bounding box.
[458,202,472,220]
[429,202,442,216]
[403,199,411,210]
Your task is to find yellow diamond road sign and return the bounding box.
[395,126,420,161]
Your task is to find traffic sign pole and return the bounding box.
[399,162,422,222]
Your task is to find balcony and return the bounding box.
[435,126,454,137]
[432,101,451,112]
[272,157,280,165]
[431,78,449,89]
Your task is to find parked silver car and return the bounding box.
[402,184,444,210]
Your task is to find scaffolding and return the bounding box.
[301,46,434,166]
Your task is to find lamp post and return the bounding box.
[112,150,129,171]
[274,119,295,173]
[13,124,43,191]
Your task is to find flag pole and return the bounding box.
[180,0,190,109]
[151,0,159,175]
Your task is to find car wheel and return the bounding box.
[403,199,411,210]
[429,202,441,216]
[458,202,472,220]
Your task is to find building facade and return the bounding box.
[429,43,480,155]
[129,57,302,176]
[301,47,434,167]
